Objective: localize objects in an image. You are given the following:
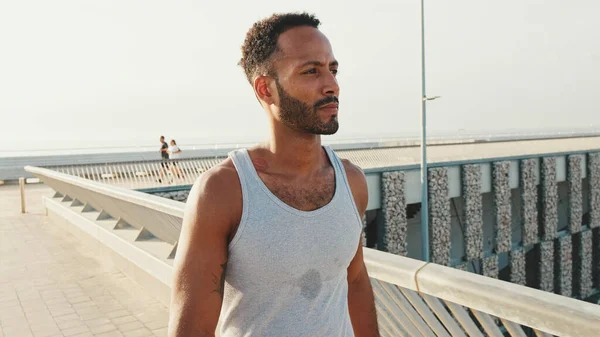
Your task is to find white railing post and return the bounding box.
[19,177,26,214]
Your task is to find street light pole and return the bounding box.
[420,0,430,262]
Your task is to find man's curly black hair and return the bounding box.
[239,12,321,84]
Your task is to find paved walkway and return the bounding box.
[0,184,169,337]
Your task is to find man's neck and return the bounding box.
[264,127,326,176]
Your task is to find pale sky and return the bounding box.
[1,1,599,154]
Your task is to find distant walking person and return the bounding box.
[168,139,183,179]
[158,136,169,183]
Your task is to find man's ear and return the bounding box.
[254,76,275,105]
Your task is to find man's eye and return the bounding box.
[304,68,317,74]
[331,69,338,75]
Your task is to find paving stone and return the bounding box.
[143,319,167,331]
[96,331,124,337]
[151,328,167,337]
[118,321,145,333]
[50,308,77,317]
[89,323,118,335]
[111,316,138,326]
[1,317,30,329]
[2,325,34,337]
[123,328,153,337]
[57,319,86,330]
[53,314,80,323]
[84,318,112,328]
[62,325,90,337]
[68,297,91,305]
[107,310,131,320]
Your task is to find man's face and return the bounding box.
[275,79,339,134]
[160,137,164,143]
[268,26,340,135]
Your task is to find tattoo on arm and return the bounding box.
[211,261,228,297]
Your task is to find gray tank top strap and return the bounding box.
[227,149,253,249]
[228,148,252,178]
[323,145,363,227]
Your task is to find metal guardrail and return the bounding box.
[43,158,221,190]
[26,166,600,337]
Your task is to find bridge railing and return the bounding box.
[42,157,221,190]
[25,166,600,337]
[26,165,184,245]
[365,248,600,337]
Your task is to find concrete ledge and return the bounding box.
[45,196,173,307]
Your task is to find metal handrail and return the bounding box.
[365,249,600,337]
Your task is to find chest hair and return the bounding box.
[260,169,336,212]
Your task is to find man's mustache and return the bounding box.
[314,96,339,108]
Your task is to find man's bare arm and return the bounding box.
[343,160,380,337]
[347,239,379,337]
[168,162,241,337]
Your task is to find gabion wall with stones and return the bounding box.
[510,248,526,286]
[483,255,499,279]
[492,161,512,253]
[152,190,190,203]
[381,171,408,256]
[589,153,600,229]
[374,152,600,302]
[462,164,484,260]
[428,167,451,266]
[589,153,600,290]
[539,241,555,292]
[574,230,593,299]
[541,157,558,241]
[568,155,583,234]
[555,235,573,297]
[520,159,538,246]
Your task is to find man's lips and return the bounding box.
[318,103,339,110]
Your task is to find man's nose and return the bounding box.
[322,72,339,97]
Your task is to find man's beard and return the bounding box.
[275,80,339,135]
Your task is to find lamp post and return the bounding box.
[420,0,440,262]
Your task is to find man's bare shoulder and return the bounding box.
[192,158,239,194]
[185,158,242,229]
[340,159,366,185]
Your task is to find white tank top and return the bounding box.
[219,146,362,337]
